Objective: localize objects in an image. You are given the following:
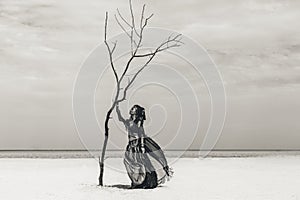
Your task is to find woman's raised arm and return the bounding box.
[116,104,127,125]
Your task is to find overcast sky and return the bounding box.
[0,0,299,150]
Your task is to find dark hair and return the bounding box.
[129,105,146,122]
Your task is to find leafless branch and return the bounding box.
[140,4,145,29]
[134,34,183,58]
[114,14,130,37]
[111,41,118,54]
[116,34,183,103]
[114,14,138,48]
[129,0,140,37]
[116,8,131,28]
[104,12,118,83]
[142,13,154,29]
[120,33,182,103]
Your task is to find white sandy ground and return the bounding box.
[0,156,300,200]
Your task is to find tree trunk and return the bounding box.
[98,107,114,186]
[98,136,108,186]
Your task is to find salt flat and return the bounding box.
[0,156,299,200]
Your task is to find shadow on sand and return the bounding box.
[104,184,164,190]
[105,184,131,189]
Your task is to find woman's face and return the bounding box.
[129,106,137,116]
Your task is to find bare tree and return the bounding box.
[98,0,183,186]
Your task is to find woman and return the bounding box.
[116,104,173,189]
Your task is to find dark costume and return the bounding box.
[116,104,173,189]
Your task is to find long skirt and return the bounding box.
[123,137,172,189]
